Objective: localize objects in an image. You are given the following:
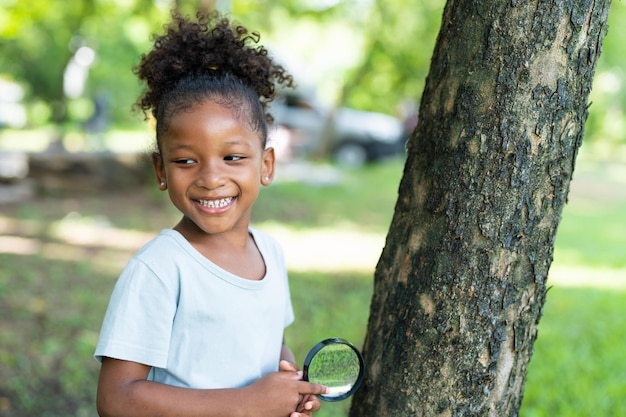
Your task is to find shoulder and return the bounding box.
[136,229,185,252]
[133,229,194,264]
[121,229,194,289]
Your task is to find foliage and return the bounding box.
[0,0,167,127]
[0,0,92,103]
[0,0,624,146]
[233,0,445,114]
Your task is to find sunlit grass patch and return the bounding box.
[521,287,626,417]
[553,199,626,269]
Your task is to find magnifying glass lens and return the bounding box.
[303,338,364,402]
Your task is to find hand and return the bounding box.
[279,360,324,417]
[242,362,327,417]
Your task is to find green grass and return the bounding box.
[550,199,626,269]
[0,253,109,417]
[0,155,624,417]
[252,159,404,232]
[522,288,626,417]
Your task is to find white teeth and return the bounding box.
[199,197,233,208]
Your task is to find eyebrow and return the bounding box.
[169,143,193,150]
[224,140,254,148]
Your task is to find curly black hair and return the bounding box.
[134,10,294,148]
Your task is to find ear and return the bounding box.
[151,152,167,190]
[261,147,276,186]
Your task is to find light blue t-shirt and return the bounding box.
[94,228,294,389]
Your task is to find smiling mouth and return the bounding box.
[197,197,233,208]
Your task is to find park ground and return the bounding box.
[0,134,624,416]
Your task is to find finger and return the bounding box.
[299,382,329,395]
[304,399,316,411]
[297,394,316,411]
[295,395,308,412]
[298,400,312,412]
[279,359,299,372]
[302,394,320,412]
[290,412,312,417]
[276,370,303,381]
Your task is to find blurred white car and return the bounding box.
[271,90,406,166]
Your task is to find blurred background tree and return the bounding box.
[0,0,166,133]
[0,0,623,149]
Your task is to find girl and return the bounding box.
[94,10,328,417]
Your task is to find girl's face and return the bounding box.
[153,99,274,239]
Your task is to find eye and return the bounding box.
[224,155,244,162]
[173,159,195,165]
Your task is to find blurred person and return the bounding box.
[94,10,328,417]
[84,91,110,150]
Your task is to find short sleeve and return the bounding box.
[94,258,178,368]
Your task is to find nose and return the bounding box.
[195,159,225,189]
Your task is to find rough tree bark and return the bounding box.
[349,1,611,416]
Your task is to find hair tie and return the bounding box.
[207,65,218,71]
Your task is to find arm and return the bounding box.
[96,357,327,417]
[280,340,297,364]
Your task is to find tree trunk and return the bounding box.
[349,1,611,416]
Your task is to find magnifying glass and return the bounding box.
[302,338,365,401]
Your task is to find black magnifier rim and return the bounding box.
[302,337,365,402]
